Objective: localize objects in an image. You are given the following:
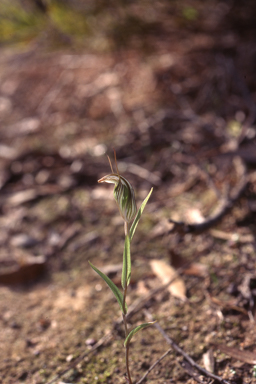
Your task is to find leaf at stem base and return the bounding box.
[124,321,157,347]
[89,261,127,314]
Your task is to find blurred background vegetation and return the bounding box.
[1,0,256,51]
[0,0,206,51]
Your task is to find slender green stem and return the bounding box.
[123,220,133,383]
[122,312,128,337]
[122,287,133,384]
[122,219,129,316]
[125,344,133,384]
[122,283,128,316]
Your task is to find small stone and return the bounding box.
[10,234,38,248]
[85,338,96,346]
[66,354,74,362]
[10,321,21,329]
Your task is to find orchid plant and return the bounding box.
[89,152,154,384]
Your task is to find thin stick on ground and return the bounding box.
[180,360,206,384]
[135,348,173,384]
[144,310,231,384]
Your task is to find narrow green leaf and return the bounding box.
[130,188,153,241]
[121,235,131,289]
[89,261,127,314]
[124,321,157,347]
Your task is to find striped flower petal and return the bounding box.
[98,173,137,223]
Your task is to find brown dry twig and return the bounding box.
[204,290,248,316]
[135,348,173,384]
[181,360,207,384]
[169,159,248,234]
[212,344,256,365]
[144,310,231,384]
[144,310,230,384]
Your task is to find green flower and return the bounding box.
[98,154,137,224]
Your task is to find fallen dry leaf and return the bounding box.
[183,262,208,277]
[0,252,46,285]
[203,349,215,373]
[149,259,186,301]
